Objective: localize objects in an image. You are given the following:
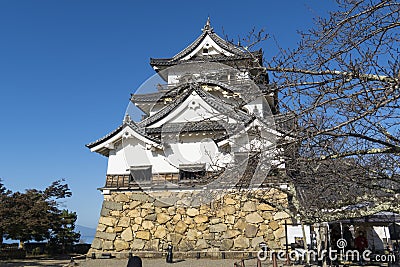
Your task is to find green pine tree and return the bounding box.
[48,209,81,254]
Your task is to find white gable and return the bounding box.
[148,91,237,128]
[181,34,234,61]
[90,124,161,154]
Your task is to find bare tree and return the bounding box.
[245,0,400,222]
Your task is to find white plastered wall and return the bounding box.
[106,136,178,175]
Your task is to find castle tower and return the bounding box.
[86,19,289,258]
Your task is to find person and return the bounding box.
[355,231,368,264]
[127,256,142,267]
[355,231,368,252]
[343,226,353,250]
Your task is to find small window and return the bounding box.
[179,164,205,180]
[130,165,152,183]
[202,48,209,54]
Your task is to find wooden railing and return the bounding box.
[103,171,285,190]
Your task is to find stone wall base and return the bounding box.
[89,189,290,258]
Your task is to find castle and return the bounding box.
[86,18,291,258]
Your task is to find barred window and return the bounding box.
[179,164,205,180]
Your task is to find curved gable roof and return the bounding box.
[150,19,252,67]
[86,120,160,152]
[138,82,253,128]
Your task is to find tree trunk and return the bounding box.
[301,222,310,265]
[316,223,328,267]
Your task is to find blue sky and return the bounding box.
[0,0,336,228]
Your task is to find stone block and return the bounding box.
[131,239,145,250]
[153,191,172,198]
[186,208,200,217]
[110,211,120,216]
[245,224,258,238]
[210,218,221,224]
[178,240,194,252]
[154,198,176,207]
[259,224,268,232]
[167,206,175,215]
[157,213,172,224]
[257,203,274,211]
[216,209,225,218]
[141,202,154,209]
[130,193,153,202]
[234,219,246,230]
[184,217,193,225]
[135,231,151,240]
[103,240,114,250]
[170,233,183,245]
[194,215,209,224]
[114,194,129,202]
[103,201,123,211]
[196,239,209,249]
[234,236,250,249]
[100,207,110,217]
[95,231,116,241]
[222,229,241,239]
[97,224,107,232]
[245,212,264,224]
[144,213,156,221]
[220,239,234,250]
[121,227,133,242]
[225,197,236,205]
[129,201,141,209]
[274,211,290,220]
[154,226,167,239]
[223,205,236,215]
[146,239,160,251]
[174,221,188,234]
[142,220,154,230]
[209,223,227,233]
[225,215,235,224]
[117,217,130,227]
[114,227,123,232]
[92,238,102,249]
[186,229,198,241]
[262,211,273,221]
[134,217,143,225]
[197,224,207,231]
[128,209,140,218]
[99,216,117,227]
[172,214,181,222]
[140,209,149,217]
[268,220,280,231]
[106,227,115,233]
[267,240,280,250]
[203,233,214,240]
[243,201,257,212]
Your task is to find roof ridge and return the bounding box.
[169,21,246,62]
[171,32,207,61]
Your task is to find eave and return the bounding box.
[85,121,161,156]
[149,19,262,70]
